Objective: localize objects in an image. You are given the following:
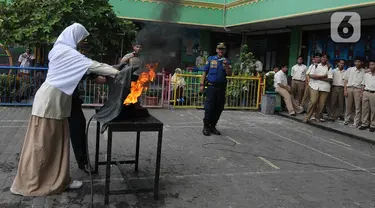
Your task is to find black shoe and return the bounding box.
[79,164,95,174]
[370,128,375,132]
[203,126,211,136]
[210,126,221,135]
[358,126,368,130]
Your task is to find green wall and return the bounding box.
[109,0,223,27]
[226,0,375,26]
[110,0,375,27]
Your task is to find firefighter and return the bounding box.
[200,43,232,136]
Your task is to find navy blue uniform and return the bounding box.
[203,55,229,127]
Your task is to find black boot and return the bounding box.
[210,124,221,135]
[203,123,211,136]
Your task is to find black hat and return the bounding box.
[217,42,226,49]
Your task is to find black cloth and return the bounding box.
[69,73,98,166]
[204,85,226,126]
[93,64,139,133]
[69,95,87,166]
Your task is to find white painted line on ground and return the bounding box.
[284,123,375,158]
[259,127,375,175]
[258,156,280,169]
[80,168,356,183]
[194,116,201,121]
[226,136,241,145]
[329,138,351,147]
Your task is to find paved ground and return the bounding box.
[278,112,375,143]
[0,107,375,208]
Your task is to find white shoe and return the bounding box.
[310,116,316,121]
[10,187,23,196]
[69,180,83,189]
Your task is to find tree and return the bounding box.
[0,0,137,62]
[232,45,257,76]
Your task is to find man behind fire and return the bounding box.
[200,43,232,136]
[120,41,143,78]
[304,54,333,122]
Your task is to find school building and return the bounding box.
[109,0,375,72]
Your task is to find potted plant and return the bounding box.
[229,45,257,107]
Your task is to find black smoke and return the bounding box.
[136,1,183,71]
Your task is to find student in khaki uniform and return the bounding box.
[274,64,303,116]
[301,53,321,111]
[343,57,365,127]
[304,54,333,122]
[120,42,143,76]
[291,56,307,104]
[328,59,346,121]
[359,60,375,132]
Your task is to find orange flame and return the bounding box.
[123,63,157,105]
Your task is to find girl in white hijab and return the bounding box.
[11,23,121,196]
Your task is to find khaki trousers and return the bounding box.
[291,80,305,104]
[306,88,329,120]
[328,86,345,119]
[361,91,375,128]
[275,87,303,114]
[301,84,310,109]
[345,87,362,126]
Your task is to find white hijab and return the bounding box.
[45,23,93,95]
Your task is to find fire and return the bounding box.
[123,63,158,105]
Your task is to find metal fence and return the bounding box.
[0,66,169,108]
[170,74,263,110]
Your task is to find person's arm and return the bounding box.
[88,61,119,78]
[18,55,23,66]
[224,59,232,76]
[360,76,366,98]
[95,76,107,84]
[322,69,333,82]
[200,59,210,92]
[120,53,133,64]
[310,74,327,80]
[309,66,327,80]
[291,66,295,77]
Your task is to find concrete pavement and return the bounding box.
[0,107,375,207]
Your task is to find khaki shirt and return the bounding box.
[332,68,346,86]
[343,67,365,88]
[309,63,333,92]
[291,64,307,81]
[122,52,144,75]
[274,70,287,88]
[362,72,375,91]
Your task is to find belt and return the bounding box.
[207,82,226,88]
[365,90,375,93]
[293,79,305,82]
[332,85,343,87]
[347,86,361,89]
